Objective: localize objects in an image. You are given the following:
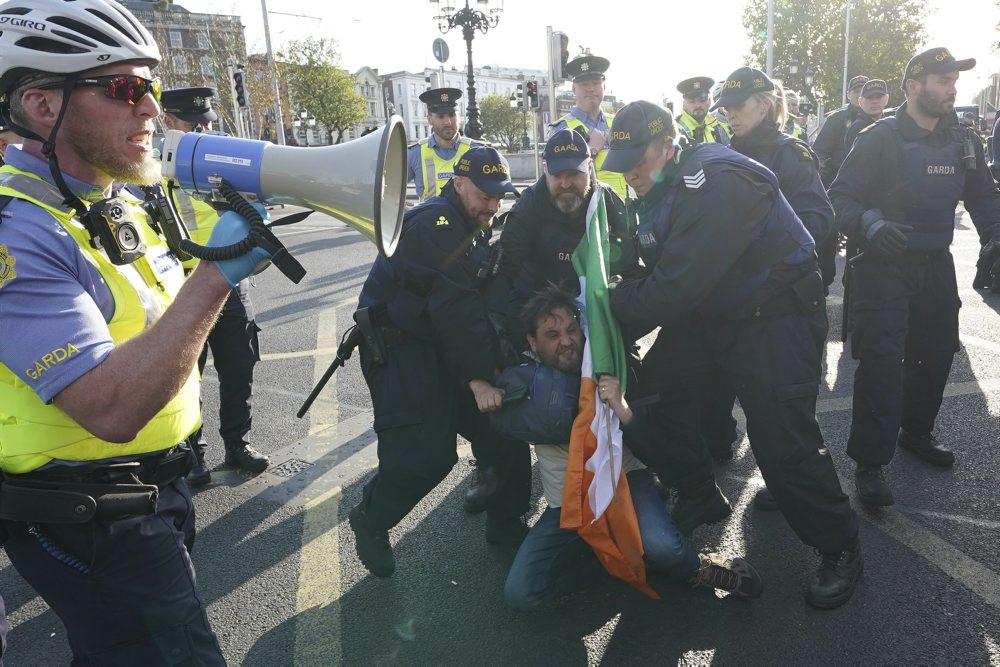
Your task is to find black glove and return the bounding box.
[860,209,912,257]
[973,239,1000,290]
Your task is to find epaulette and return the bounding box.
[782,134,815,162]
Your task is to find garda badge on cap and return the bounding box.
[0,244,16,290]
[456,157,472,172]
[753,77,767,90]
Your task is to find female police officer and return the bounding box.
[707,67,836,509]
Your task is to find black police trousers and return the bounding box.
[189,280,260,459]
[359,339,531,532]
[633,309,858,554]
[846,251,960,466]
[1,479,225,664]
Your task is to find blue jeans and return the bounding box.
[504,468,700,610]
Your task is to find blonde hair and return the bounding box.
[753,80,786,129]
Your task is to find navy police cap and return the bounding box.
[160,86,218,123]
[419,87,462,113]
[543,129,590,173]
[564,55,610,83]
[676,76,715,98]
[454,146,519,197]
[603,100,673,174]
[711,67,774,111]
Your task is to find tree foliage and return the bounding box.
[479,94,524,152]
[742,0,928,109]
[278,37,367,144]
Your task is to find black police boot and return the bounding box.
[348,504,395,578]
[672,479,732,535]
[186,462,211,486]
[464,463,498,514]
[752,487,779,511]
[897,430,955,467]
[806,538,863,609]
[854,464,894,506]
[485,513,528,547]
[651,473,672,501]
[224,443,270,473]
[689,552,763,599]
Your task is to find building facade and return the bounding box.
[122,0,247,134]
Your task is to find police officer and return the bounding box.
[549,54,629,200]
[160,86,268,484]
[675,76,731,145]
[708,67,835,509]
[813,74,868,291]
[349,146,532,578]
[0,0,275,659]
[844,79,889,151]
[784,89,809,143]
[0,122,17,165]
[829,48,1000,506]
[602,101,862,609]
[814,74,869,187]
[406,87,476,201]
[490,128,638,343]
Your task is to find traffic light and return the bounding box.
[551,31,570,81]
[233,67,247,108]
[526,81,539,109]
[516,83,525,110]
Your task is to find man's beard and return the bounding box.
[553,181,591,214]
[68,137,161,185]
[690,108,706,122]
[915,89,954,119]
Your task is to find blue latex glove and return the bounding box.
[206,204,272,287]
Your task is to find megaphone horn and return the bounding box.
[160,115,407,257]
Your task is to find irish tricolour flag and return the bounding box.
[558,188,657,599]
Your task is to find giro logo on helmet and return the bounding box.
[0,17,46,29]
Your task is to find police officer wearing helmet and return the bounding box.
[602,100,862,610]
[549,54,629,200]
[406,87,477,201]
[829,48,1000,506]
[675,76,732,145]
[490,128,639,345]
[160,86,269,485]
[350,146,532,578]
[0,0,276,661]
[705,67,834,508]
[843,79,889,151]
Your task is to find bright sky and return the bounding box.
[182,0,997,108]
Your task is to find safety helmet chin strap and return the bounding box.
[3,77,89,215]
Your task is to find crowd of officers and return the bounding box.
[372,45,1000,613]
[0,0,997,657]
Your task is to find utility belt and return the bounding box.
[354,306,415,366]
[863,248,949,264]
[0,445,194,524]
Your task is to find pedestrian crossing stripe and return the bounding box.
[683,170,706,189]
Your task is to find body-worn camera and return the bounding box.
[84,196,146,265]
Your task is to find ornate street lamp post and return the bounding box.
[429,0,504,140]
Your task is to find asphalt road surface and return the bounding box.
[3,203,999,665]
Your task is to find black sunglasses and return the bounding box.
[41,75,162,106]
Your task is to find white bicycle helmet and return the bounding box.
[0,0,160,93]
